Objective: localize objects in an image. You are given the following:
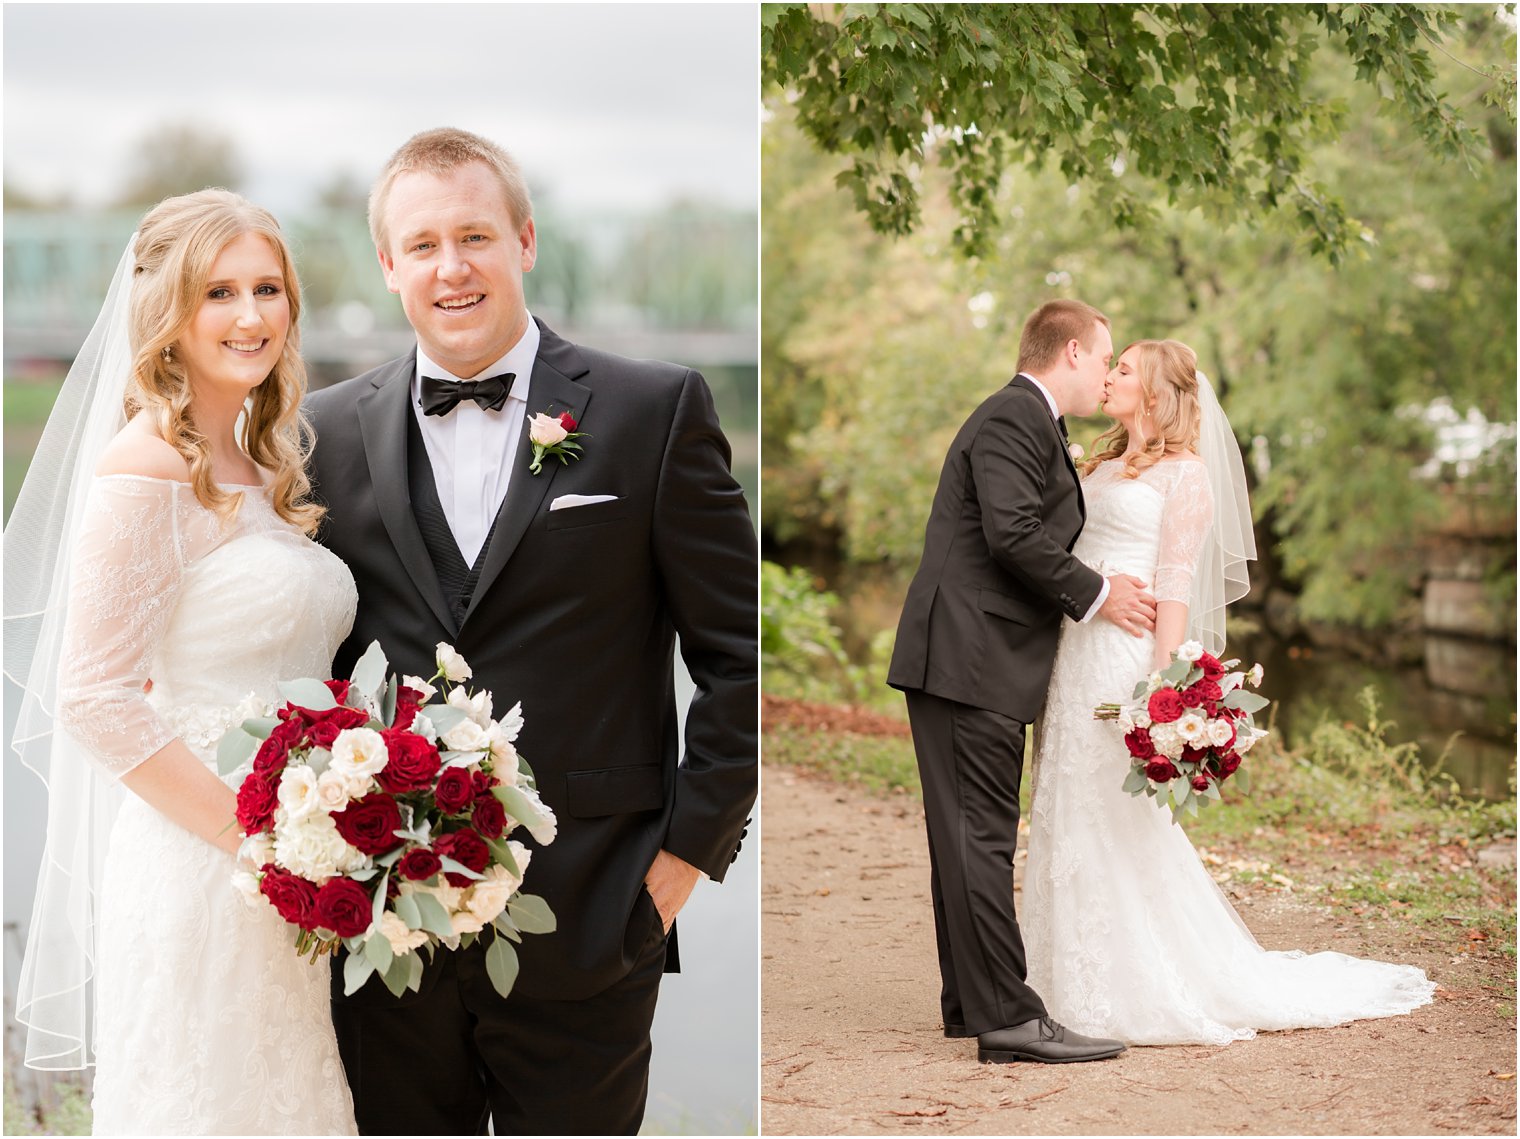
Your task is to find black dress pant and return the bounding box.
[905,688,1047,1036]
[331,888,668,1135]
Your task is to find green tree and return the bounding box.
[763,3,1515,262]
[115,122,242,208]
[761,8,1515,630]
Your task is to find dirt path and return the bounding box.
[761,764,1516,1136]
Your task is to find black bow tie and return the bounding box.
[419,373,515,417]
[1057,415,1069,440]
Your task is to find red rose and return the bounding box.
[1123,728,1154,759]
[392,686,426,731]
[260,867,319,929]
[1181,744,1208,765]
[236,773,279,833]
[396,847,442,882]
[1198,653,1225,680]
[1191,775,1211,792]
[435,829,490,886]
[313,877,373,938]
[332,793,405,856]
[252,718,304,775]
[311,705,369,732]
[1183,678,1223,708]
[308,719,344,750]
[558,411,578,432]
[1216,751,1242,778]
[1147,689,1185,723]
[1144,759,1178,783]
[324,679,352,704]
[472,795,507,839]
[472,769,497,797]
[435,767,475,814]
[376,729,442,794]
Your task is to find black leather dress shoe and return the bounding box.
[977,1017,1126,1064]
[942,1024,974,1039]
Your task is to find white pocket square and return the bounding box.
[549,494,619,512]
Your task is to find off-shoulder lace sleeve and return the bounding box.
[1153,462,1215,605]
[54,477,199,777]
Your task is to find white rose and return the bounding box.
[273,812,350,880]
[466,861,526,923]
[1237,726,1268,754]
[486,724,520,784]
[442,718,490,754]
[447,685,494,728]
[1176,641,1204,663]
[238,830,275,868]
[1207,718,1237,748]
[1116,711,1136,734]
[496,701,524,744]
[402,674,438,702]
[378,910,429,954]
[514,783,558,845]
[1068,443,1084,461]
[330,728,388,783]
[527,412,568,447]
[277,764,321,820]
[232,868,265,907]
[1175,711,1207,744]
[233,691,273,722]
[1132,707,1152,729]
[315,768,352,812]
[451,909,489,935]
[1247,662,1265,687]
[435,643,472,683]
[410,711,439,743]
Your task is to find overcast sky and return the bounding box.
[3,2,758,217]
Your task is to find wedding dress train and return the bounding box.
[56,475,360,1134]
[1024,459,1435,1046]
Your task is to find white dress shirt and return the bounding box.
[1015,373,1110,623]
[412,315,541,566]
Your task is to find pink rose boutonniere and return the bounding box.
[526,409,588,475]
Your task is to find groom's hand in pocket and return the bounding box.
[1098,574,1157,637]
[643,849,701,933]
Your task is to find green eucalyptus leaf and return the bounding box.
[370,872,390,930]
[342,950,375,996]
[394,892,423,931]
[279,678,338,712]
[438,856,485,882]
[492,912,523,942]
[507,894,556,935]
[364,930,393,973]
[240,716,278,740]
[380,948,412,997]
[380,677,398,728]
[1121,768,1149,795]
[484,935,520,999]
[485,837,521,879]
[216,728,256,776]
[412,891,455,939]
[422,706,469,735]
[350,641,389,703]
[407,950,425,993]
[305,748,332,777]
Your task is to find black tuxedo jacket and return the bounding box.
[887,375,1105,722]
[305,319,757,1000]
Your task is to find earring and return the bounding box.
[161,345,173,361]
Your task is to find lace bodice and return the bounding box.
[1074,458,1213,604]
[55,475,357,776]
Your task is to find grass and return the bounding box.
[3,1069,91,1137]
[4,376,65,522]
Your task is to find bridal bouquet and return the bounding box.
[218,641,557,1000]
[1094,641,1270,820]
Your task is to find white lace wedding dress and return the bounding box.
[56,475,359,1134]
[1024,458,1435,1046]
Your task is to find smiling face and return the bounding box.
[1101,344,1149,421]
[175,231,290,402]
[378,161,537,379]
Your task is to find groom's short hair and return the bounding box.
[368,127,534,252]
[1016,299,1110,373]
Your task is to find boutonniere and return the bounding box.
[526,409,588,475]
[1068,443,1085,461]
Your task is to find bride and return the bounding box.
[1023,338,1436,1046]
[6,190,358,1133]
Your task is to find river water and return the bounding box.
[785,560,1516,802]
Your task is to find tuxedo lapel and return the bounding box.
[355,358,458,635]
[463,322,593,625]
[1010,374,1084,510]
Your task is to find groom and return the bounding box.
[305,128,757,1133]
[887,299,1153,1064]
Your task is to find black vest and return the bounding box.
[405,405,503,627]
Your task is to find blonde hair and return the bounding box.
[1081,339,1202,479]
[128,188,324,534]
[368,127,533,253]
[1015,299,1111,374]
